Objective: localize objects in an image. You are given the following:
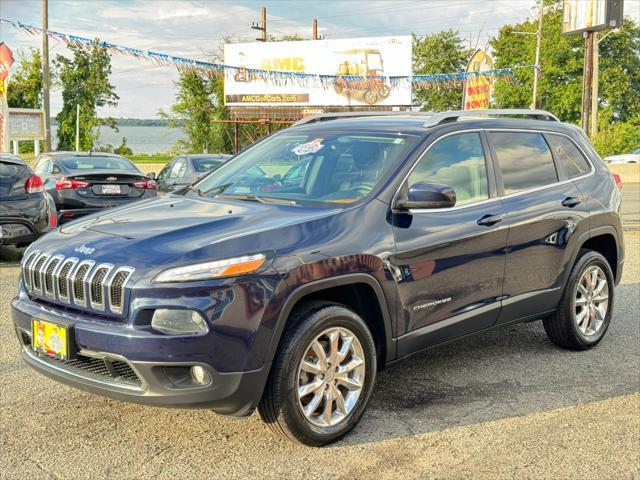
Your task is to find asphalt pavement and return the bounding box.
[0,232,638,479]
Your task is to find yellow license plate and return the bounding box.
[32,319,70,360]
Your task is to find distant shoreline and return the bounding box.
[50,118,182,127]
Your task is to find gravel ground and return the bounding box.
[0,234,638,479]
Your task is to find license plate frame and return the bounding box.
[101,184,122,195]
[32,317,76,360]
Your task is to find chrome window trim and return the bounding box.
[54,257,79,304]
[31,253,49,295]
[106,266,135,315]
[391,128,596,215]
[43,254,64,299]
[71,260,95,307]
[87,263,114,311]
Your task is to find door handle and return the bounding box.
[477,213,505,226]
[561,196,581,208]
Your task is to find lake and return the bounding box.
[50,125,186,154]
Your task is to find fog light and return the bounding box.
[151,309,209,335]
[191,366,211,385]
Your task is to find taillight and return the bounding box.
[25,175,44,194]
[48,212,57,228]
[132,179,158,189]
[56,178,91,190]
[613,173,622,190]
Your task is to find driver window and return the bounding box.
[409,133,489,206]
[157,161,173,181]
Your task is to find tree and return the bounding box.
[491,2,640,125]
[412,31,471,111]
[7,49,43,109]
[160,69,227,153]
[54,41,118,150]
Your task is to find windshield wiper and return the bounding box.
[217,194,298,206]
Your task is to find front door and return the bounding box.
[391,131,508,357]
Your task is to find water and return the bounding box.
[50,125,186,154]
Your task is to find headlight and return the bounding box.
[151,309,209,335]
[153,253,267,283]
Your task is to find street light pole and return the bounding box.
[531,0,543,109]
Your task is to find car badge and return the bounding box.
[106,176,117,181]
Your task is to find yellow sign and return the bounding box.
[463,50,494,110]
[0,81,5,97]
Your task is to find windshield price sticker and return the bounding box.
[292,138,324,156]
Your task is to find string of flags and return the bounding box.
[1,18,533,91]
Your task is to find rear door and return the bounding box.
[392,131,508,356]
[488,130,591,323]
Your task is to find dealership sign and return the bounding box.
[224,36,412,107]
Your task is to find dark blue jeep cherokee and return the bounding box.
[12,110,624,446]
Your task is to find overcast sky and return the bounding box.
[1,0,639,118]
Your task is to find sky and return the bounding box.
[1,0,639,119]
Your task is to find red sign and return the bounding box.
[0,42,15,82]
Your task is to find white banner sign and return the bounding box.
[224,36,412,107]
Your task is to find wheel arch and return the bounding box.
[266,274,396,369]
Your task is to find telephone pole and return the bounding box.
[42,0,52,151]
[251,6,267,42]
[531,0,543,109]
[590,32,599,136]
[581,31,595,136]
[313,18,318,40]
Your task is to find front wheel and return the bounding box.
[258,302,377,446]
[543,250,614,350]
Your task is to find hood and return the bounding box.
[42,195,339,267]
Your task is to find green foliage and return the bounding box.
[54,41,119,151]
[7,49,43,109]
[592,110,640,157]
[114,137,133,155]
[412,31,471,111]
[160,69,232,154]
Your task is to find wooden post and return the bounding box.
[233,122,239,154]
[531,0,543,109]
[590,32,599,137]
[313,19,318,40]
[581,31,594,135]
[42,0,52,151]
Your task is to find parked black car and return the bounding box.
[33,152,157,223]
[14,110,624,446]
[0,153,56,247]
[155,153,231,193]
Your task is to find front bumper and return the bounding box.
[12,298,271,416]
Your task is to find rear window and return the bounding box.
[59,156,138,171]
[192,158,225,173]
[490,132,558,194]
[545,134,591,179]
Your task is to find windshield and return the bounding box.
[193,131,416,205]
[59,155,138,171]
[192,157,226,173]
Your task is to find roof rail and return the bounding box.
[421,109,559,127]
[292,108,559,128]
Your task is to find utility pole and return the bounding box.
[42,0,52,151]
[581,31,595,135]
[590,32,599,137]
[75,103,80,152]
[531,0,543,109]
[313,18,318,40]
[251,6,267,42]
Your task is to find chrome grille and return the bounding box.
[21,252,134,315]
[44,256,61,297]
[31,255,48,293]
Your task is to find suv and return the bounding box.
[12,110,624,446]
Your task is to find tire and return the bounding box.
[363,89,378,105]
[543,249,614,350]
[258,301,377,446]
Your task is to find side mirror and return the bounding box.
[396,181,456,210]
[147,172,156,179]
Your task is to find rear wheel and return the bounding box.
[258,302,376,446]
[543,250,614,350]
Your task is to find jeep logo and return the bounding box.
[74,245,95,255]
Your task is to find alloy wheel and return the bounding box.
[296,327,366,427]
[574,265,609,336]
